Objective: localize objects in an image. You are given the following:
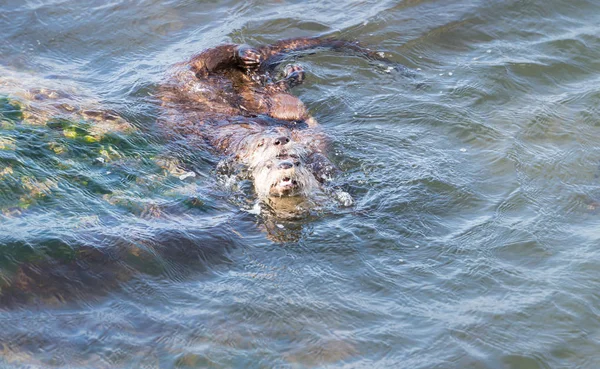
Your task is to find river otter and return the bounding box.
[160,37,396,215]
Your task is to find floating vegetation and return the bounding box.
[0,80,207,223]
[0,97,23,123]
[0,166,13,177]
[0,83,163,219]
[0,135,16,150]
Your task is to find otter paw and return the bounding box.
[333,190,354,207]
[283,64,305,86]
[236,44,262,70]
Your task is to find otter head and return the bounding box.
[232,125,322,200]
[237,126,293,167]
[252,150,321,199]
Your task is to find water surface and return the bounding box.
[2,0,600,368]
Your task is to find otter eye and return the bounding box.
[294,161,300,166]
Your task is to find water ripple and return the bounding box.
[3,0,600,367]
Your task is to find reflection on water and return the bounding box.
[3,0,600,367]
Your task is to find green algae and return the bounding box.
[0,97,23,123]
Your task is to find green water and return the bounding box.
[2,0,600,368]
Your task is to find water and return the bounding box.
[2,0,600,367]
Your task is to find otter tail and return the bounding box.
[259,36,411,74]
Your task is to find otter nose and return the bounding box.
[278,161,293,169]
[274,136,290,146]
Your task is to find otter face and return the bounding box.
[238,127,294,168]
[230,126,322,199]
[252,152,320,198]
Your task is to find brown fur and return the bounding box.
[158,37,358,202]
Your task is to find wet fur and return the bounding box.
[159,37,389,207]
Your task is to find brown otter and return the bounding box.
[160,37,397,215]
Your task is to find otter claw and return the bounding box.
[236,44,262,70]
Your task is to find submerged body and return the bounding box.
[160,37,390,213]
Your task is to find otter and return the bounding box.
[160,37,399,216]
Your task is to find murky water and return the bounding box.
[2,0,600,367]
